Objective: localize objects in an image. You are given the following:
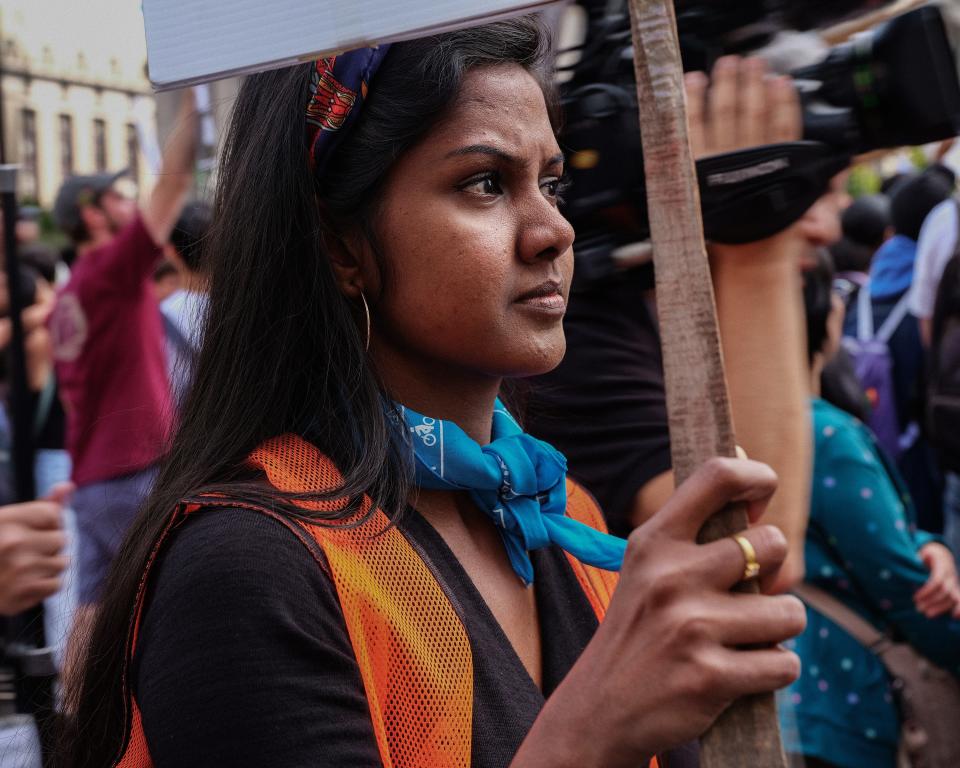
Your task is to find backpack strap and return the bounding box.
[856,280,911,345]
[162,312,197,364]
[857,280,874,341]
[876,292,912,345]
[792,583,887,651]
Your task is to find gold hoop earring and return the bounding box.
[359,291,371,352]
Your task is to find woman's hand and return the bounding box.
[914,542,960,619]
[514,458,806,768]
[0,276,56,391]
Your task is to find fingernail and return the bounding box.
[715,56,737,71]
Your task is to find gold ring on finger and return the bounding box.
[732,534,760,581]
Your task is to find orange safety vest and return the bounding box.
[113,434,648,768]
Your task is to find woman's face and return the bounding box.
[364,63,575,388]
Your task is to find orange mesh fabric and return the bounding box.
[113,434,620,768]
[563,479,620,621]
[113,500,203,768]
[116,700,151,768]
[251,435,473,768]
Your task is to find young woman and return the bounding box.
[784,252,960,768]
[62,17,804,768]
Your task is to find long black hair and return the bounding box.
[60,16,555,766]
[803,248,836,365]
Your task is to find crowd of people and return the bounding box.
[0,88,211,761]
[0,8,958,768]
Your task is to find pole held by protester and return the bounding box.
[625,1,788,765]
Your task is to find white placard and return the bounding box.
[143,0,558,90]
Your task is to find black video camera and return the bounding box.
[796,6,960,155]
[561,1,960,283]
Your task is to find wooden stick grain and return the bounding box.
[821,0,927,45]
[624,1,788,765]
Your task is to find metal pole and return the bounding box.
[1,166,34,502]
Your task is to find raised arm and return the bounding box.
[687,57,813,592]
[142,89,200,247]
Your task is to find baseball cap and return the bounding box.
[53,169,129,234]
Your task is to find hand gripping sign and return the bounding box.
[142,0,787,764]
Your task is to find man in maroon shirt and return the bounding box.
[49,90,198,606]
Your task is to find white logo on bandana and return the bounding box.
[412,417,437,447]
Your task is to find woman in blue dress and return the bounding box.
[784,251,960,768]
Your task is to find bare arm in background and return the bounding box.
[710,233,810,593]
[142,89,200,247]
[632,57,813,592]
[64,88,200,682]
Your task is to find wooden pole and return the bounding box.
[821,0,927,45]
[624,1,787,766]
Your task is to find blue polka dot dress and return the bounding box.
[781,399,960,768]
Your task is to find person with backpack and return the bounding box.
[784,250,960,768]
[823,194,893,424]
[843,171,953,530]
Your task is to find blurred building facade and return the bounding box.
[0,0,155,208]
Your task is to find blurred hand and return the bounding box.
[0,483,71,616]
[686,55,810,262]
[25,278,55,390]
[0,277,56,390]
[685,56,802,161]
[915,542,960,619]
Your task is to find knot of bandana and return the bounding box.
[305,46,391,179]
[395,401,627,585]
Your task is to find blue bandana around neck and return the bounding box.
[394,400,627,585]
[869,234,917,300]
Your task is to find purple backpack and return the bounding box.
[842,282,916,459]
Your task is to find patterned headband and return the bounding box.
[306,45,391,180]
